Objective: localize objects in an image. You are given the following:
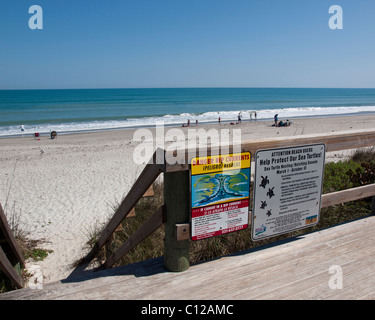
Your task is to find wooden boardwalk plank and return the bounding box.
[1,216,375,300]
[285,261,375,300]
[173,235,375,300]
[243,238,375,299]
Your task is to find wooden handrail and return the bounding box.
[81,150,164,265]
[321,183,375,208]
[103,205,166,269]
[0,204,24,266]
[175,183,375,241]
[165,129,375,172]
[0,247,24,289]
[0,203,25,288]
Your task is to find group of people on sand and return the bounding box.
[19,124,58,139]
[182,112,291,128]
[237,112,257,124]
[182,119,198,127]
[273,114,291,127]
[218,111,258,126]
[184,111,257,127]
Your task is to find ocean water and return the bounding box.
[1,88,375,137]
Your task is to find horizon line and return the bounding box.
[1,86,375,91]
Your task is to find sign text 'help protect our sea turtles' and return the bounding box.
[252,144,325,241]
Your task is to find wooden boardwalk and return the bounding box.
[1,216,375,300]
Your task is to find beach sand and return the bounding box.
[1,114,375,285]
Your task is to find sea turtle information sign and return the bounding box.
[252,144,325,241]
[190,152,251,241]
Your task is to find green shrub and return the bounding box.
[323,160,363,193]
[347,162,375,188]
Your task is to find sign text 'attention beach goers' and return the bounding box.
[252,144,325,241]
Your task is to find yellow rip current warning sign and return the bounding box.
[190,152,251,241]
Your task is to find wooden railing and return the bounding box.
[81,129,375,272]
[175,183,375,241]
[82,150,165,266]
[0,203,25,288]
[166,128,375,172]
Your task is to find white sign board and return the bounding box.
[251,144,325,241]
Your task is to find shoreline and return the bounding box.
[2,111,375,140]
[1,113,375,285]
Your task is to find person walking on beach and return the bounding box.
[274,114,278,126]
[218,117,221,124]
[255,112,257,121]
[238,113,242,124]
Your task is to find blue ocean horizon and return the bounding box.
[1,87,375,137]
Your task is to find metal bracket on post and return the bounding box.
[176,223,190,241]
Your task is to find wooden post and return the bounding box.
[164,170,190,272]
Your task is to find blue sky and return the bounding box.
[1,0,375,89]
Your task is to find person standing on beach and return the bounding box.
[255,112,257,121]
[238,113,242,124]
[274,114,278,126]
[20,124,24,137]
[218,117,221,124]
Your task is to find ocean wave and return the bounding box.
[1,105,375,137]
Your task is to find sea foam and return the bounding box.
[1,105,375,137]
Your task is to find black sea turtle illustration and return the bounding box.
[266,187,275,199]
[259,176,269,188]
[266,210,272,217]
[260,201,267,209]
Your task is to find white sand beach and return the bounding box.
[1,114,375,284]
